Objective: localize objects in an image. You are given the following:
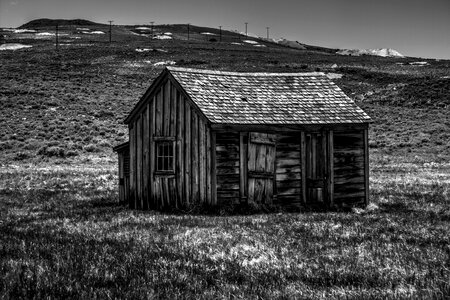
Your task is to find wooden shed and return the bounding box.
[113,67,371,210]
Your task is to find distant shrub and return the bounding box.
[84,144,101,153]
[65,150,79,157]
[98,140,111,148]
[0,141,14,151]
[23,139,42,150]
[44,146,65,157]
[94,110,114,119]
[13,152,31,161]
[37,145,64,157]
[209,38,217,42]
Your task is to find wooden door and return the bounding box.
[305,132,327,204]
[247,133,276,204]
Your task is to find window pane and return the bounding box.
[157,157,162,170]
[155,140,175,171]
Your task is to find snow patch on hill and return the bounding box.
[81,31,105,35]
[154,60,176,66]
[409,61,429,66]
[153,34,172,40]
[36,32,55,36]
[0,43,32,50]
[4,29,36,33]
[274,38,306,50]
[337,48,404,58]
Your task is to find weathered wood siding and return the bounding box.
[215,131,240,205]
[275,133,302,206]
[128,78,214,210]
[247,133,276,204]
[126,91,369,210]
[333,130,365,205]
[117,149,130,203]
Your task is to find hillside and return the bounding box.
[0,19,449,164]
[19,18,103,28]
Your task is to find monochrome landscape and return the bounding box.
[0,18,449,298]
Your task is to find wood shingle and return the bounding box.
[167,67,371,125]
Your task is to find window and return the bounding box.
[155,139,175,173]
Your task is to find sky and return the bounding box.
[1,0,449,59]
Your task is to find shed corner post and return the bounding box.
[239,132,248,204]
[364,127,369,206]
[129,123,136,209]
[211,130,217,206]
[118,152,124,203]
[300,131,307,205]
[327,130,334,208]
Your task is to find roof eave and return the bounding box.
[112,141,129,152]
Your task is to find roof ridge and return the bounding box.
[166,66,325,77]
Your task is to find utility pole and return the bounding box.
[187,23,190,41]
[55,23,59,51]
[266,27,269,39]
[108,20,113,43]
[245,22,248,36]
[150,21,154,39]
[219,26,222,42]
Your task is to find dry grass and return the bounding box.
[1,155,449,299]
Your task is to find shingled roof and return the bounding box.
[167,67,371,124]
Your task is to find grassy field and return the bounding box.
[1,21,449,298]
[0,155,449,298]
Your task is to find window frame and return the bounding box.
[154,136,176,175]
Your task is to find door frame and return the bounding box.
[301,130,334,207]
[239,132,277,204]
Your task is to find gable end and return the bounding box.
[124,69,169,124]
[124,69,212,125]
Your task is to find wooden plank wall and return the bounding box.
[215,131,240,205]
[129,123,136,209]
[118,153,124,202]
[333,130,366,205]
[274,133,302,206]
[117,149,131,204]
[123,151,130,204]
[128,78,214,210]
